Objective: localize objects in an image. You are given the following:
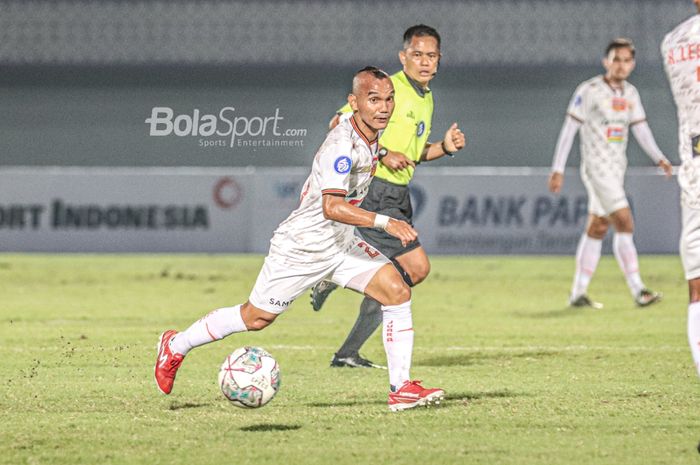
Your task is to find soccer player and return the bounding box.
[154,67,445,411]
[661,0,700,375]
[310,25,466,369]
[548,38,673,309]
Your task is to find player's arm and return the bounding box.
[322,193,417,246]
[420,123,467,162]
[548,115,582,193]
[630,121,673,177]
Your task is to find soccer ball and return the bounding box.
[218,346,280,408]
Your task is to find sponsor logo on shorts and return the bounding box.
[334,156,352,174]
[417,121,425,137]
[612,98,627,111]
[268,298,292,308]
[607,127,624,143]
[693,135,700,158]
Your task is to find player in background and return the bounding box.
[548,38,673,309]
[309,24,466,369]
[661,0,700,375]
[155,67,445,411]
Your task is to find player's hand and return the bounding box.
[382,151,415,170]
[384,218,418,247]
[658,159,673,178]
[548,172,563,193]
[443,123,466,154]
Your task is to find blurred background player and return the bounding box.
[309,24,466,368]
[155,67,445,411]
[548,38,673,309]
[661,0,700,375]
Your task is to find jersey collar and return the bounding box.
[401,71,431,98]
[602,75,626,96]
[350,115,378,150]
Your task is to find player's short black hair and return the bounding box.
[354,66,390,81]
[403,24,441,50]
[605,38,636,57]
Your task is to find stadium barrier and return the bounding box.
[0,167,679,254]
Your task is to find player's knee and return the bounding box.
[410,261,431,285]
[588,221,608,238]
[246,317,274,331]
[689,280,700,303]
[241,304,277,331]
[383,277,411,306]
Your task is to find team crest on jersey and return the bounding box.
[334,156,352,174]
[692,135,700,158]
[612,98,627,111]
[607,127,624,143]
[417,121,425,136]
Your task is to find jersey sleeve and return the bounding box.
[566,83,587,123]
[317,131,354,196]
[337,102,352,115]
[629,87,647,124]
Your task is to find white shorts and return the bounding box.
[248,236,390,314]
[581,170,628,217]
[681,202,700,280]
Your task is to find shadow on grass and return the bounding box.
[514,306,595,319]
[240,424,302,432]
[417,350,560,367]
[307,400,387,408]
[447,389,523,401]
[168,401,209,410]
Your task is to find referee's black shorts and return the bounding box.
[357,177,421,259]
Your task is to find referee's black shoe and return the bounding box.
[310,280,338,311]
[569,294,603,309]
[330,353,386,369]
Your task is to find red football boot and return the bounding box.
[388,380,445,411]
[154,330,185,395]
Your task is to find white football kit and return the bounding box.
[249,116,390,313]
[662,14,700,279]
[567,75,647,216]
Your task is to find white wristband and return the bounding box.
[373,214,390,230]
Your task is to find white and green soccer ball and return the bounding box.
[218,346,280,408]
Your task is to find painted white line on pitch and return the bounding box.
[263,344,685,352]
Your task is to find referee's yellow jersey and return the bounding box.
[338,71,434,186]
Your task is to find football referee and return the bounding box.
[311,24,467,368]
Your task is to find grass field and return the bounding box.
[1,253,698,465]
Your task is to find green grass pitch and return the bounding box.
[1,254,698,465]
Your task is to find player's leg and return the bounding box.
[332,243,443,410]
[330,245,428,368]
[331,296,385,368]
[681,204,700,376]
[609,206,661,306]
[570,213,607,308]
[688,279,700,376]
[155,254,320,395]
[155,302,270,395]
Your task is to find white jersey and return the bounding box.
[662,14,700,208]
[269,116,379,264]
[567,75,646,179]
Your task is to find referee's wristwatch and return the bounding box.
[377,147,388,161]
